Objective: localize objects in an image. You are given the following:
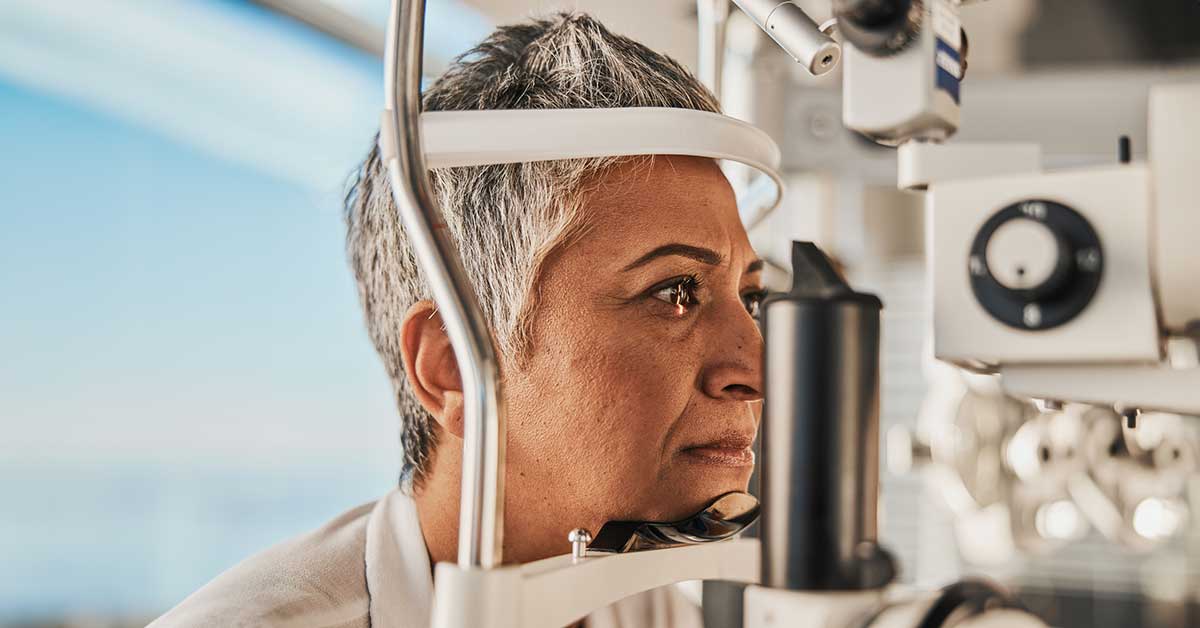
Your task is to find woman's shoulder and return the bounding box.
[147,500,377,628]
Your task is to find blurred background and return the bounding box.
[0,1,486,625]
[1,1,1199,627]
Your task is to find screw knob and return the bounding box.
[568,528,592,561]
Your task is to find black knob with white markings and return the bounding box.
[968,199,1103,331]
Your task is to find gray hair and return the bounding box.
[344,12,720,490]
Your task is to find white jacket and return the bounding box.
[149,490,702,628]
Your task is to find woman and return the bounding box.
[152,12,765,628]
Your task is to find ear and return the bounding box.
[400,300,465,439]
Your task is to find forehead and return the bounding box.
[580,155,746,250]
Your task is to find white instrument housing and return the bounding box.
[1149,83,1200,334]
[918,84,1200,414]
[842,0,963,144]
[928,164,1159,365]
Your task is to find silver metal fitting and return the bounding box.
[568,528,592,562]
[732,0,842,75]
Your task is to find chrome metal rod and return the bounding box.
[382,0,506,568]
[731,0,840,76]
[696,0,729,96]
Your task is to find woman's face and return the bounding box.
[503,155,764,562]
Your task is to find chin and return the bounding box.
[654,466,753,522]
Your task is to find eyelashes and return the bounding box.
[741,289,768,319]
[649,274,703,316]
[647,275,767,319]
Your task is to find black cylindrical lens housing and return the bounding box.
[759,242,893,591]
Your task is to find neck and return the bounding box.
[414,437,571,568]
[413,443,463,568]
[414,457,586,628]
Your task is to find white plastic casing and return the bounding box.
[842,0,962,143]
[929,165,1160,366]
[430,538,758,628]
[897,141,1041,190]
[743,587,881,628]
[1149,83,1200,333]
[379,106,785,221]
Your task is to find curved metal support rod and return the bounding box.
[696,0,729,96]
[382,0,506,568]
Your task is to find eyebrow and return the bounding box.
[621,243,766,274]
[622,244,723,272]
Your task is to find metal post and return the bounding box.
[381,0,506,568]
[696,0,729,96]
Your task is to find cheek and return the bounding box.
[510,317,700,472]
[583,320,701,409]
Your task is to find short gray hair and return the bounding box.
[344,12,720,490]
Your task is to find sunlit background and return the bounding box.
[0,1,489,624]
[3,1,1200,627]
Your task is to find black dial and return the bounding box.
[968,200,1103,331]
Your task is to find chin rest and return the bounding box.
[587,491,760,554]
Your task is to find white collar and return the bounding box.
[365,490,435,628]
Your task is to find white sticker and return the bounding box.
[936,47,963,79]
[931,0,962,50]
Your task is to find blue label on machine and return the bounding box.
[935,38,962,104]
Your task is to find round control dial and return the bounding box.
[984,217,1072,296]
[968,200,1103,331]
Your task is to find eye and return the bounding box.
[741,289,768,320]
[650,275,702,316]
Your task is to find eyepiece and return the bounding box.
[833,0,923,56]
[733,0,842,76]
[836,0,910,27]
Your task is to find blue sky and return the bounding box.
[0,0,491,470]
[0,77,396,468]
[0,76,405,613]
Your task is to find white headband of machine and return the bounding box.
[377,106,786,220]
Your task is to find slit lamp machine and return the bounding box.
[377,0,1200,626]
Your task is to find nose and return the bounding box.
[700,299,764,402]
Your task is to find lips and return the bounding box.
[680,431,756,468]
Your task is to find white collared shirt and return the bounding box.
[150,490,702,628]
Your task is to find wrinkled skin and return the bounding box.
[404,156,764,566]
